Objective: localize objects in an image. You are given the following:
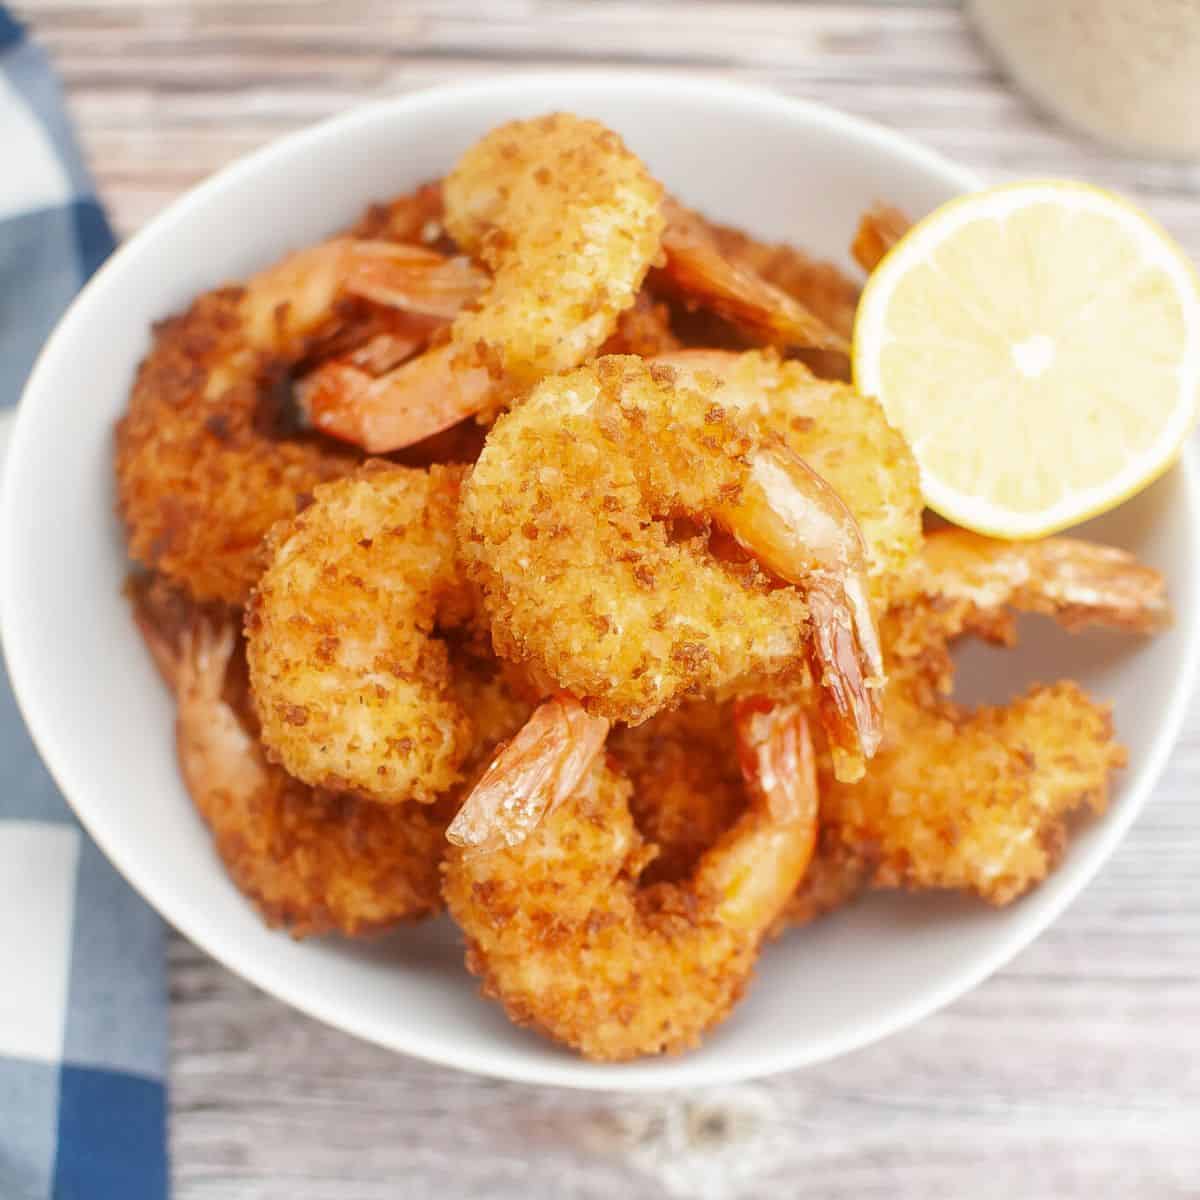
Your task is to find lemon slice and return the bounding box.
[853,180,1200,538]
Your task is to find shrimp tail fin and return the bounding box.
[176,617,238,705]
[717,442,884,777]
[299,344,494,454]
[807,576,884,780]
[129,576,236,700]
[447,697,610,854]
[733,698,819,826]
[342,243,487,320]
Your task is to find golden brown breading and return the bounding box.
[443,707,817,1061]
[444,113,665,395]
[460,356,818,726]
[116,287,359,605]
[820,681,1123,905]
[132,578,451,937]
[246,462,477,804]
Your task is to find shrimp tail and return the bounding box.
[733,697,819,827]
[909,529,1171,635]
[807,577,884,776]
[446,696,611,854]
[299,343,493,453]
[343,244,487,319]
[717,441,885,773]
[657,199,849,354]
[851,204,912,274]
[129,575,235,699]
[175,617,238,706]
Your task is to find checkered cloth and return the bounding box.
[0,10,169,1199]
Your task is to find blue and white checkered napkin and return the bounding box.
[0,10,169,1199]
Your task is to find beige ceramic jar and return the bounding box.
[969,0,1200,158]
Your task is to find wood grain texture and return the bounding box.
[13,1,1200,1196]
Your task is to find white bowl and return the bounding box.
[4,74,1198,1090]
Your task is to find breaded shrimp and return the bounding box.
[454,355,883,846]
[823,680,1123,905]
[810,529,1169,906]
[442,705,818,1061]
[303,114,665,453]
[116,236,481,605]
[246,462,483,804]
[132,581,452,937]
[462,356,881,733]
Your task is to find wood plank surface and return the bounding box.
[11,2,1200,1196]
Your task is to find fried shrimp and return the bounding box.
[115,236,487,605]
[457,354,882,833]
[304,114,665,454]
[442,705,817,1061]
[824,679,1124,905]
[452,355,885,847]
[132,582,452,937]
[810,529,1169,906]
[246,462,486,805]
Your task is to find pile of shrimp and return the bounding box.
[117,112,1171,1061]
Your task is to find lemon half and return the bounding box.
[853,181,1200,538]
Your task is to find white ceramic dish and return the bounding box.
[3,74,1198,1090]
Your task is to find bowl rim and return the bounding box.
[4,71,1198,1089]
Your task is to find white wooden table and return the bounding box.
[16,2,1200,1195]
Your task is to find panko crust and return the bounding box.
[131,574,450,937]
[443,113,666,393]
[205,775,454,938]
[116,288,358,605]
[459,356,811,724]
[821,681,1123,905]
[246,462,475,804]
[443,761,764,1062]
